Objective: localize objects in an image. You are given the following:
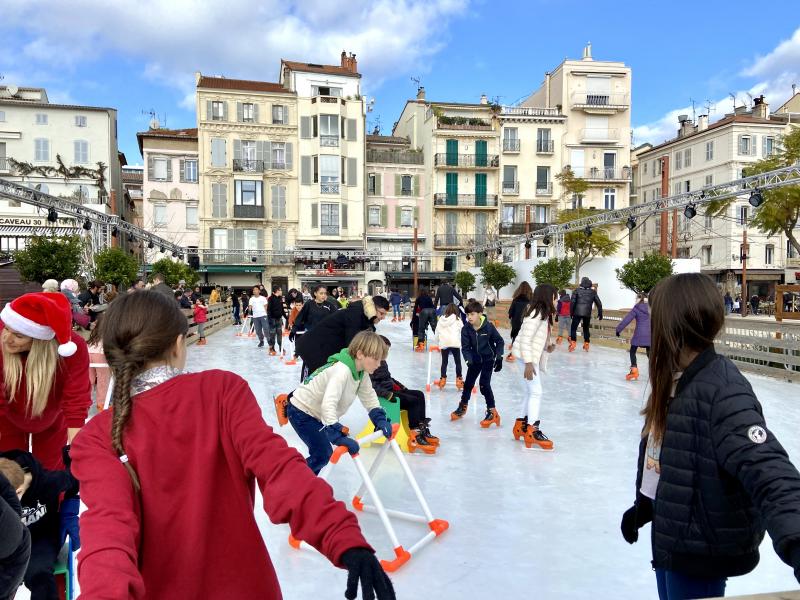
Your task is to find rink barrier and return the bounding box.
[288,423,449,572]
[181,302,232,345]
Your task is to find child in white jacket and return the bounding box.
[512,284,557,450]
[435,304,464,390]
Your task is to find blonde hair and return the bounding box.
[0,458,25,490]
[347,330,388,361]
[1,329,59,418]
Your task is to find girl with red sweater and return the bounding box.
[71,291,394,600]
[0,292,91,470]
[193,297,208,345]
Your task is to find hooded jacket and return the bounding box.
[556,293,571,318]
[434,283,462,308]
[570,277,602,319]
[436,313,463,349]
[389,292,402,306]
[508,296,530,339]
[616,301,650,347]
[461,316,504,365]
[291,299,337,336]
[512,311,550,372]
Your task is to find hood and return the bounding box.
[439,314,459,325]
[559,293,570,300]
[361,296,376,320]
[326,348,363,381]
[580,277,592,289]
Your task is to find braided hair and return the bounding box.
[102,291,189,490]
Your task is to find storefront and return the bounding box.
[0,214,81,251]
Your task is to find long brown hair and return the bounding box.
[102,291,189,490]
[642,273,724,443]
[512,281,533,303]
[524,284,556,324]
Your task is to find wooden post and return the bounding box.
[660,155,669,256]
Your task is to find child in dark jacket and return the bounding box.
[372,336,438,454]
[451,300,504,428]
[0,472,30,600]
[615,294,650,381]
[0,447,79,600]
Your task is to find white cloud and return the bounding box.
[3,0,470,112]
[634,26,800,146]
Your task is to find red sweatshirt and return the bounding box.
[71,369,371,599]
[193,304,208,323]
[0,323,91,431]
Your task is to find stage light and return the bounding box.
[626,216,637,231]
[524,239,532,249]
[465,254,472,261]
[82,218,92,230]
[128,233,135,243]
[496,246,502,255]
[147,240,154,249]
[684,203,697,219]
[584,225,592,237]
[749,189,763,208]
[47,207,58,223]
[111,226,118,238]
[160,245,165,253]
[542,235,551,246]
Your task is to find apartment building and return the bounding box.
[136,127,200,266]
[634,95,795,297]
[195,73,298,289]
[393,89,501,274]
[363,134,427,294]
[0,84,122,252]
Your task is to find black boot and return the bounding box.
[408,429,436,454]
[450,402,468,420]
[420,418,439,445]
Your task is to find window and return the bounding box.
[643,161,648,174]
[244,229,260,250]
[74,115,87,127]
[154,205,167,227]
[655,218,661,235]
[705,141,714,161]
[571,193,581,210]
[684,148,691,167]
[368,206,381,226]
[503,166,517,193]
[272,143,286,169]
[702,246,712,265]
[211,101,225,121]
[74,140,89,164]
[235,180,262,206]
[211,183,227,218]
[153,158,168,180]
[271,185,286,219]
[367,173,377,195]
[320,154,340,185]
[788,240,799,259]
[272,228,287,253]
[739,205,748,226]
[184,159,198,182]
[312,86,342,97]
[603,188,616,210]
[738,135,752,156]
[533,205,549,223]
[0,111,5,122]
[242,103,255,122]
[704,214,713,229]
[705,174,713,187]
[319,115,339,146]
[400,207,414,227]
[34,138,49,161]
[765,244,774,265]
[674,183,682,196]
[677,247,690,259]
[503,127,519,151]
[320,203,339,234]
[684,180,691,192]
[272,105,286,125]
[401,175,413,196]
[186,205,198,229]
[212,228,227,249]
[675,150,682,170]
[764,136,776,157]
[36,113,48,125]
[657,159,663,175]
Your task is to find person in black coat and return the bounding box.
[0,472,30,600]
[621,273,800,599]
[569,276,602,351]
[413,289,437,350]
[433,281,461,313]
[295,296,390,380]
[290,285,338,341]
[506,282,532,361]
[266,286,287,354]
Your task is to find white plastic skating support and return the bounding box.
[237,316,255,337]
[89,363,115,411]
[288,423,449,572]
[426,348,476,397]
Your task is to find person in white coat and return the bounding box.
[435,304,464,390]
[512,284,557,450]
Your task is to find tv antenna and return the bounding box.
[141,109,159,129]
[745,92,753,108]
[689,98,697,122]
[411,76,421,88]
[729,93,737,109]
[704,99,716,116]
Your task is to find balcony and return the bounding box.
[233,205,265,219]
[320,225,340,235]
[580,128,619,143]
[502,139,520,153]
[434,153,500,168]
[535,182,553,196]
[436,117,492,131]
[583,167,631,182]
[502,181,519,195]
[320,135,340,148]
[0,157,9,172]
[536,140,555,154]
[433,193,499,208]
[499,222,549,235]
[233,159,265,173]
[311,95,346,105]
[366,149,424,165]
[434,234,477,249]
[571,92,630,112]
[501,106,563,118]
[321,182,340,194]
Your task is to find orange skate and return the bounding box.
[480,408,501,429]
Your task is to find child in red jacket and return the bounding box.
[193,297,208,345]
[70,291,394,600]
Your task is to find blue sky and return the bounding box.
[4,0,800,165]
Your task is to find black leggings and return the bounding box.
[395,389,426,429]
[569,315,591,342]
[440,348,463,378]
[630,345,650,367]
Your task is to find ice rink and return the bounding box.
[17,317,800,599]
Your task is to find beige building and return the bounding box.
[195,74,298,289]
[634,95,796,297]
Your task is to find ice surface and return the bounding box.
[16,319,799,599]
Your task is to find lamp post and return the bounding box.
[413,219,418,295]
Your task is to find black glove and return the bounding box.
[620,506,639,544]
[342,548,396,600]
[288,331,296,342]
[616,331,620,337]
[493,357,503,372]
[555,315,559,322]
[598,313,604,321]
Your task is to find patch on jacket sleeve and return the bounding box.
[747,425,767,444]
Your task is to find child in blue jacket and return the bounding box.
[451,300,504,428]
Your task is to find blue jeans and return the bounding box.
[655,569,726,600]
[287,403,332,474]
[392,304,401,318]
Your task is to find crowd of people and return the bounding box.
[1,271,800,600]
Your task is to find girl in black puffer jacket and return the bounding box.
[506,282,532,362]
[621,273,800,600]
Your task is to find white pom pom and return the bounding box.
[58,340,78,357]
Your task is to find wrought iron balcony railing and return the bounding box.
[434,153,500,168]
[502,139,520,152]
[433,193,499,207]
[233,159,265,173]
[536,140,554,153]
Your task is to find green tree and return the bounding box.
[94,247,140,289]
[150,257,198,287]
[480,261,516,299]
[705,127,800,255]
[454,271,476,297]
[13,234,83,284]
[555,166,589,207]
[558,208,623,283]
[615,252,674,295]
[532,257,576,291]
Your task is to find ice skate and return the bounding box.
[408,430,437,455]
[480,408,500,429]
[568,338,576,352]
[455,376,464,390]
[436,377,447,390]
[555,336,563,345]
[625,366,639,381]
[524,420,554,451]
[391,317,397,322]
[420,418,439,446]
[583,341,590,352]
[450,402,468,420]
[505,352,515,363]
[269,348,277,356]
[513,417,528,441]
[273,394,289,427]
[415,342,426,353]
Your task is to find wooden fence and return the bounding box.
[183,302,231,345]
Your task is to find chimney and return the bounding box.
[752,95,769,119]
[734,105,748,115]
[677,114,694,138]
[479,94,488,105]
[697,114,708,131]
[582,41,593,61]
[416,86,426,101]
[545,72,551,108]
[340,51,358,74]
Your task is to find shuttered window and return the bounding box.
[210,138,226,167]
[74,140,89,164]
[271,185,287,219]
[211,183,227,218]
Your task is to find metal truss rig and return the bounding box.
[0,178,184,255]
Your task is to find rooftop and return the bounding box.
[196,75,292,95]
[366,134,410,145]
[281,59,361,78]
[136,127,198,155]
[641,114,782,155]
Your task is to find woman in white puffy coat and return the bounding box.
[435,304,464,389]
[512,284,557,450]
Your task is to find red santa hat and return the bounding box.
[1,292,78,357]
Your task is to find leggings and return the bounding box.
[0,416,67,470]
[418,308,437,343]
[522,372,543,422]
[440,348,463,378]
[569,315,591,342]
[629,345,650,367]
[395,389,426,429]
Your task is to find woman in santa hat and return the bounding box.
[0,292,91,470]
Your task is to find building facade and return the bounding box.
[195,74,299,289]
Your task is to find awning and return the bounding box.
[199,265,264,273]
[296,241,364,250]
[0,226,80,236]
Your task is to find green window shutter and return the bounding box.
[381,205,388,227]
[395,206,401,227]
[475,173,487,206]
[394,174,401,195]
[475,140,487,167]
[446,139,458,166]
[375,173,382,195]
[311,203,318,227]
[446,172,458,204]
[413,175,419,196]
